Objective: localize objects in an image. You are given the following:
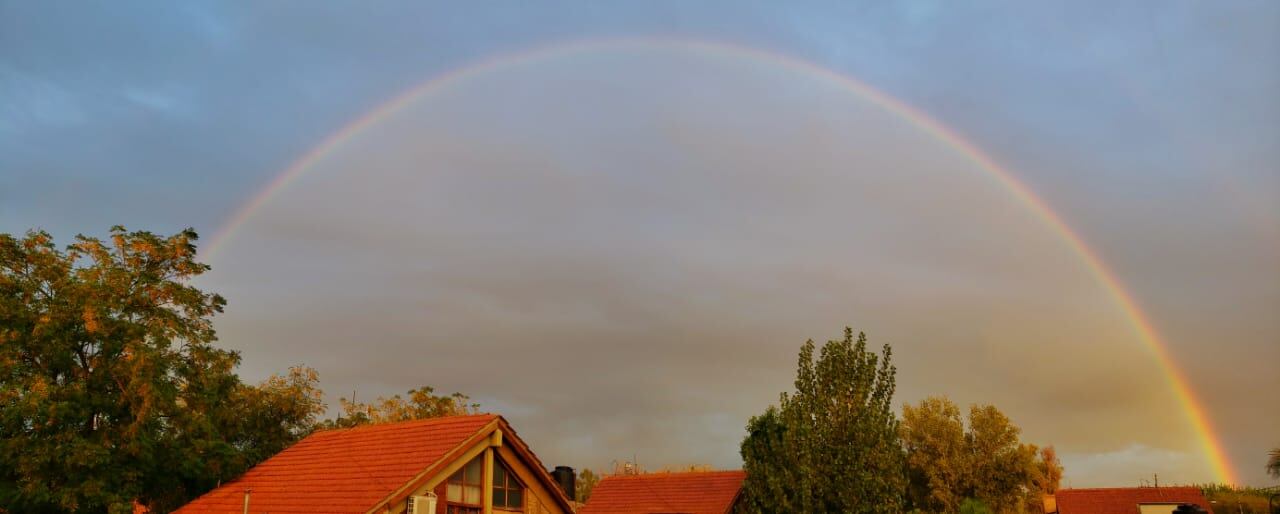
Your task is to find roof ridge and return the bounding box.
[311,413,498,435]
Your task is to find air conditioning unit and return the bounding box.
[407,493,437,514]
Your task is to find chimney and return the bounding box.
[550,466,575,502]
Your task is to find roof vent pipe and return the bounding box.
[242,489,251,514]
[551,466,575,502]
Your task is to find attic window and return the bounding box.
[445,456,483,513]
[492,460,524,509]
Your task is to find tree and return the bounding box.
[321,386,478,429]
[740,406,796,511]
[0,228,324,513]
[1268,447,1280,479]
[1028,446,1063,511]
[144,365,326,512]
[966,404,1039,513]
[899,397,1047,514]
[959,498,993,514]
[576,468,599,503]
[739,328,906,513]
[226,366,326,466]
[1200,484,1274,513]
[901,397,967,512]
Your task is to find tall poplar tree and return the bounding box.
[739,328,906,513]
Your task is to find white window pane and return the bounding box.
[447,483,462,502]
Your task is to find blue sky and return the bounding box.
[2,1,1277,486]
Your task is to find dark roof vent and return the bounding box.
[550,465,575,502]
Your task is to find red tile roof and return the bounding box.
[175,414,498,514]
[1055,487,1214,514]
[578,470,746,514]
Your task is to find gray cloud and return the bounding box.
[3,0,1276,487]
[200,49,1270,485]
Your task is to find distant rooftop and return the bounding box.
[579,470,745,514]
[1052,486,1213,514]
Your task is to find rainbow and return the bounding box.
[203,37,1237,484]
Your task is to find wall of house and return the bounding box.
[1138,504,1184,514]
[494,445,565,514]
[384,429,568,514]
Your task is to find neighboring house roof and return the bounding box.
[1054,487,1214,514]
[578,470,746,514]
[175,414,572,514]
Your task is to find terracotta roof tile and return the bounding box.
[578,470,745,514]
[175,414,497,514]
[1055,487,1213,514]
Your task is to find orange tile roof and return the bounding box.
[1055,487,1214,514]
[578,470,745,514]
[175,414,498,514]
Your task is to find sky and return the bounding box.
[2,1,1277,487]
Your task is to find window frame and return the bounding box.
[444,455,484,511]
[491,457,526,511]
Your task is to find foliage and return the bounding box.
[1029,446,1063,512]
[966,405,1039,513]
[320,386,478,429]
[739,328,907,513]
[576,468,599,503]
[900,396,1049,514]
[0,228,326,513]
[655,464,715,472]
[1199,483,1276,514]
[901,397,968,512]
[958,498,993,514]
[226,366,325,466]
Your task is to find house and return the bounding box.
[175,414,575,514]
[578,470,745,514]
[1048,487,1214,514]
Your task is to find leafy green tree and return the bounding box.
[901,397,967,512]
[1028,446,1063,511]
[740,406,797,511]
[739,328,906,513]
[958,498,993,514]
[226,366,326,465]
[576,468,599,503]
[900,397,1047,514]
[966,405,1038,513]
[0,228,324,513]
[321,386,478,429]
